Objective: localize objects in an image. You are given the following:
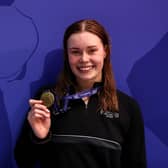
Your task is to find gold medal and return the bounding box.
[40,91,55,108]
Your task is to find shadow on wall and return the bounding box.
[30,49,64,98]
[0,0,14,6]
[0,89,12,167]
[11,49,64,168]
[127,32,168,146]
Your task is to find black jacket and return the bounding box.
[14,89,146,168]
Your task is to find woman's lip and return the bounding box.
[77,65,94,68]
[77,65,95,71]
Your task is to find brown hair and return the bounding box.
[55,19,118,112]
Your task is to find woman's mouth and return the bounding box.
[77,65,95,72]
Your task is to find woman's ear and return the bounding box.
[103,45,108,58]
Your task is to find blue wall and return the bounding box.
[0,0,168,167]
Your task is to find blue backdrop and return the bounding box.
[0,0,168,167]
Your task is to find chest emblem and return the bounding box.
[100,109,119,119]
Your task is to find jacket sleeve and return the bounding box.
[14,118,40,168]
[14,87,53,168]
[121,99,147,168]
[14,116,51,168]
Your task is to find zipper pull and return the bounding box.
[82,97,89,109]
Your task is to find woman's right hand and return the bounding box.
[27,99,51,139]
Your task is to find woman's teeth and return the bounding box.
[78,66,93,71]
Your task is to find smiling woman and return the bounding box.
[67,31,106,91]
[14,19,147,168]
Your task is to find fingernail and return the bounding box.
[29,99,33,103]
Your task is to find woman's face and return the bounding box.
[67,31,106,84]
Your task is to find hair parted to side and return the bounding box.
[55,19,119,112]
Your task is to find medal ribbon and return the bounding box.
[53,86,101,113]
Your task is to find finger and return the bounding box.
[29,99,43,107]
[28,112,49,123]
[33,113,48,119]
[29,112,45,120]
[32,109,50,118]
[33,104,50,112]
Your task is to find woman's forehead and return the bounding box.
[67,32,102,48]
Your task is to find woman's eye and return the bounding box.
[71,50,81,55]
[88,49,97,54]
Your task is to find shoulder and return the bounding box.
[117,89,140,109]
[116,90,145,135]
[116,89,143,120]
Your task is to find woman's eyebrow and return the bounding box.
[68,47,80,50]
[87,45,97,48]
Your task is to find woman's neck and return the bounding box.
[76,80,94,92]
[76,80,94,106]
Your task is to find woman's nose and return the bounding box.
[80,52,89,62]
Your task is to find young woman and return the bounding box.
[14,19,146,168]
